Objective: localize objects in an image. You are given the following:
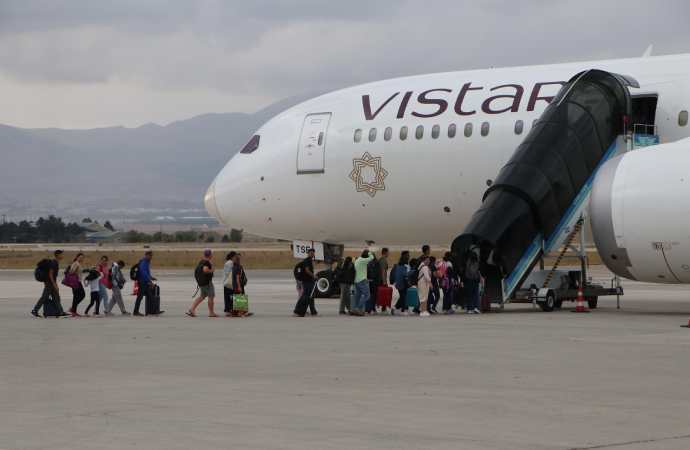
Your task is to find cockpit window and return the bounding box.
[240,135,260,154]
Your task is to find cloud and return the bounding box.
[0,0,689,128]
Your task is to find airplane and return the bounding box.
[204,52,690,292]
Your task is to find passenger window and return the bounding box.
[384,127,393,141]
[432,125,440,139]
[514,120,524,135]
[368,128,377,142]
[354,129,362,143]
[464,123,473,138]
[679,110,689,127]
[481,122,490,137]
[240,135,260,154]
[400,126,408,141]
[415,125,424,140]
[448,123,457,138]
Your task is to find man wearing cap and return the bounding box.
[187,249,218,317]
[133,250,158,316]
[293,248,317,317]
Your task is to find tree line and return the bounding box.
[0,215,242,244]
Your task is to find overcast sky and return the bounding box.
[1,0,689,129]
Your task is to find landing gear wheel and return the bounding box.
[316,277,331,298]
[539,291,556,312]
[554,298,563,310]
[587,296,599,309]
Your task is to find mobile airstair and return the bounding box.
[452,70,638,310]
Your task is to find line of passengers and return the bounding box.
[31,249,163,318]
[295,245,484,318]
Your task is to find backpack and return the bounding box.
[104,268,113,290]
[293,260,306,282]
[34,259,51,283]
[130,263,139,281]
[367,258,381,283]
[407,267,419,287]
[85,269,100,282]
[389,264,397,285]
[194,260,212,287]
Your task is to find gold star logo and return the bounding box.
[349,152,389,197]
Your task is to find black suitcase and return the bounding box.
[145,284,161,315]
[43,294,61,317]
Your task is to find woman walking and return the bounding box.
[66,253,87,317]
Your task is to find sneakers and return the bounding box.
[473,308,481,314]
[121,311,131,316]
[30,310,40,318]
[420,311,431,317]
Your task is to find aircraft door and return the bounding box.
[297,113,331,174]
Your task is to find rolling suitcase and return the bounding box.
[405,287,419,309]
[145,284,161,315]
[376,285,393,308]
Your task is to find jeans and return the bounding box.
[99,283,109,309]
[223,286,234,313]
[339,283,352,313]
[34,283,64,315]
[134,282,149,314]
[464,279,480,311]
[293,280,316,316]
[353,280,370,312]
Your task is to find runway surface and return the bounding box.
[1,268,689,450]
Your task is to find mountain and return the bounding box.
[0,92,319,220]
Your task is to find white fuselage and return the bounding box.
[205,54,690,247]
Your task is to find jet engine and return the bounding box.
[590,138,690,283]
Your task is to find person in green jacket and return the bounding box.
[352,249,375,316]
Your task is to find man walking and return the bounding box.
[97,256,110,314]
[133,250,159,316]
[187,249,218,317]
[352,249,375,316]
[105,260,130,316]
[293,248,317,317]
[31,250,67,317]
[377,248,390,313]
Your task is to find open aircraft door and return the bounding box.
[297,113,331,174]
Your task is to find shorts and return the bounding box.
[200,282,215,299]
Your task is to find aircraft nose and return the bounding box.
[204,180,222,224]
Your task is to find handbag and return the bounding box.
[62,271,80,289]
[233,293,249,312]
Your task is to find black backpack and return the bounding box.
[130,263,139,281]
[293,261,306,282]
[34,259,51,283]
[407,267,419,287]
[85,269,100,282]
[367,258,381,283]
[194,260,212,287]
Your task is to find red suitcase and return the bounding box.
[376,286,393,308]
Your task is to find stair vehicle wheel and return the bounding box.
[587,296,599,309]
[554,298,563,309]
[539,291,556,312]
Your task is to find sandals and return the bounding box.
[185,310,196,318]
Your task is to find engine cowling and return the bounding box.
[590,138,690,283]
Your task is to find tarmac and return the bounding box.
[1,267,689,450]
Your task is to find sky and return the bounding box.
[1,0,689,129]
